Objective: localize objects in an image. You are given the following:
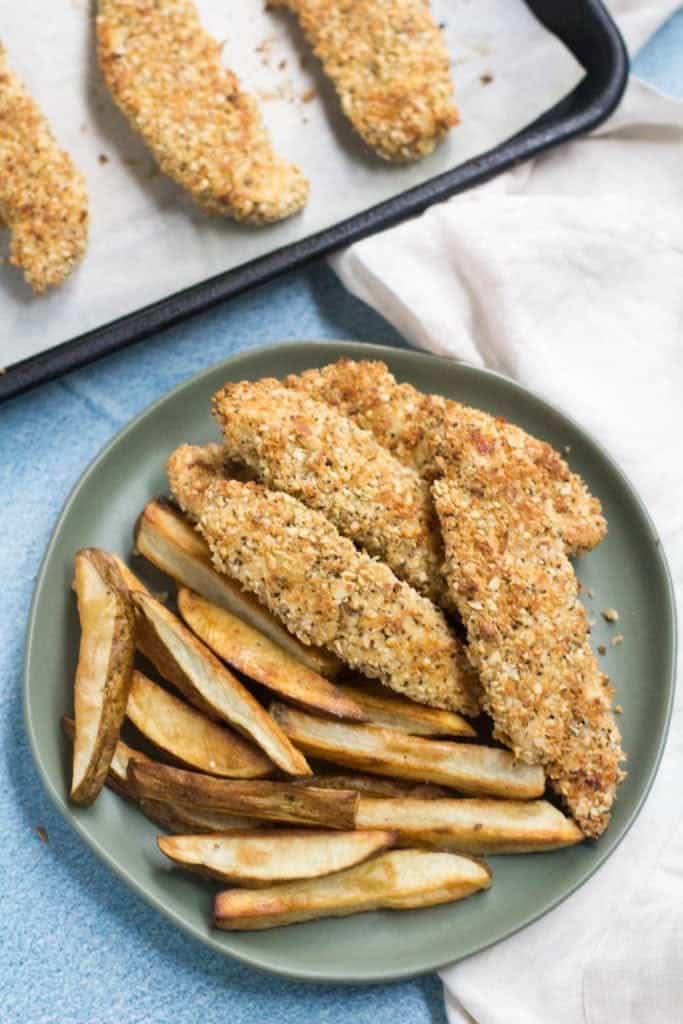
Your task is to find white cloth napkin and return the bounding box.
[331,3,683,1021]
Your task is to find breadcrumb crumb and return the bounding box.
[0,46,88,292]
[97,0,308,223]
[602,608,619,623]
[270,0,458,160]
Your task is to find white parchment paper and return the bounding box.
[0,1,581,366]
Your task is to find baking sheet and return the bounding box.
[1,1,582,366]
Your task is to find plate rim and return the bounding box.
[23,339,678,984]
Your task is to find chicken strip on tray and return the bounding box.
[270,0,458,161]
[167,444,480,717]
[97,0,308,224]
[432,419,625,838]
[286,359,607,556]
[212,379,449,608]
[0,46,88,292]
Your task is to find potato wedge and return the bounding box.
[357,797,583,854]
[289,773,449,800]
[138,800,260,835]
[134,499,341,677]
[131,592,310,776]
[214,848,491,929]
[334,681,475,737]
[63,715,150,801]
[128,761,358,829]
[177,588,366,722]
[70,548,136,804]
[159,829,396,886]
[271,704,545,799]
[64,716,257,831]
[126,671,272,778]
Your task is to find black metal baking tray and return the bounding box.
[1,0,627,403]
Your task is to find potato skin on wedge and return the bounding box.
[158,829,396,886]
[289,772,449,800]
[63,715,149,801]
[126,671,273,778]
[139,800,261,835]
[214,849,491,930]
[128,761,359,829]
[70,549,136,805]
[134,499,341,677]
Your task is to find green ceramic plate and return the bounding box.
[24,341,676,983]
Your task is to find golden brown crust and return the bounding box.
[0,47,88,292]
[271,0,458,160]
[432,420,625,838]
[212,379,449,606]
[96,0,308,223]
[286,359,607,555]
[166,444,480,716]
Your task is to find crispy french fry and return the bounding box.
[138,800,260,835]
[126,671,272,778]
[334,681,475,737]
[131,591,310,776]
[62,715,149,801]
[214,849,491,930]
[128,761,358,829]
[177,588,367,722]
[159,829,396,886]
[134,499,341,677]
[356,797,584,854]
[70,549,136,804]
[271,704,545,799]
[289,773,449,800]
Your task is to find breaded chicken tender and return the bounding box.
[432,421,624,838]
[286,359,607,556]
[270,0,458,161]
[167,444,480,717]
[97,0,308,223]
[212,379,449,607]
[0,46,88,292]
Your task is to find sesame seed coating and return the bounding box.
[212,379,450,607]
[432,422,625,838]
[96,0,309,223]
[0,46,88,293]
[286,359,607,556]
[271,0,458,161]
[167,444,480,716]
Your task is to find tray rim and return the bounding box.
[23,339,677,984]
[1,0,628,403]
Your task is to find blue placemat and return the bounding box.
[2,13,681,1023]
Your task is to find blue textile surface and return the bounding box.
[1,15,681,1023]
